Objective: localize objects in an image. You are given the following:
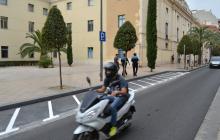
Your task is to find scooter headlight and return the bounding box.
[86,108,99,119]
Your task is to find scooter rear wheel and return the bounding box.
[72,131,99,140]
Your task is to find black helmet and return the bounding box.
[104,62,118,78]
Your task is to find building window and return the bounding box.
[165,43,168,49]
[28,4,34,12]
[177,15,179,22]
[1,46,8,58]
[67,2,72,10]
[29,21,34,32]
[183,31,185,36]
[29,52,34,58]
[0,16,8,29]
[67,23,72,31]
[88,47,93,59]
[166,7,169,14]
[88,20,94,32]
[88,0,95,6]
[165,22,168,40]
[0,0,7,5]
[53,50,57,58]
[177,28,179,42]
[43,8,48,16]
[118,15,125,28]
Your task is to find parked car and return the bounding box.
[209,56,220,68]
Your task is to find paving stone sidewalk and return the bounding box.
[0,63,185,106]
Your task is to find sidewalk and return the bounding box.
[0,63,185,106]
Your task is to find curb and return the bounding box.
[0,65,206,111]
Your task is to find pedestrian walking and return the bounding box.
[114,54,120,70]
[171,55,174,64]
[121,54,130,76]
[131,53,139,76]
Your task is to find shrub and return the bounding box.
[39,55,52,68]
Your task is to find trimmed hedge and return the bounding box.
[0,61,39,67]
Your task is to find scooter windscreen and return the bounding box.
[80,90,101,113]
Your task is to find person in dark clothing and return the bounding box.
[97,62,129,136]
[114,54,120,70]
[131,53,139,76]
[171,55,174,64]
[121,54,130,76]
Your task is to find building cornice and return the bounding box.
[168,0,200,26]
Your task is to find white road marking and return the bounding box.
[154,75,173,80]
[129,88,137,92]
[73,95,80,105]
[129,82,146,88]
[150,76,167,81]
[43,101,59,122]
[166,72,186,77]
[138,80,155,85]
[160,74,180,78]
[144,78,161,83]
[0,108,20,136]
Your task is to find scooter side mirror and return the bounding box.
[86,77,91,87]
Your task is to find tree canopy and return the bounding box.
[114,21,137,55]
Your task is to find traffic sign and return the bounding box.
[100,31,106,42]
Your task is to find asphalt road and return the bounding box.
[2,67,220,140]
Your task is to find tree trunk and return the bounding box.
[189,55,191,67]
[198,43,202,65]
[184,53,186,69]
[58,47,63,89]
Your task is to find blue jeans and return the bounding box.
[101,95,129,126]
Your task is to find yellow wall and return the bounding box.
[139,0,199,65]
[51,0,105,64]
[105,0,139,61]
[0,0,201,66]
[0,0,49,61]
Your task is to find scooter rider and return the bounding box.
[97,62,129,137]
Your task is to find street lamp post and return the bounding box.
[100,0,103,81]
[184,45,186,69]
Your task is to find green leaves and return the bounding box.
[147,0,157,71]
[177,35,192,55]
[42,6,67,49]
[67,30,73,66]
[41,6,68,89]
[114,21,138,52]
[19,30,47,58]
[188,26,220,58]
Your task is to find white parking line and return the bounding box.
[138,80,155,85]
[162,72,178,75]
[160,74,180,77]
[0,108,20,136]
[73,95,80,105]
[167,73,185,77]
[129,82,146,88]
[154,75,174,80]
[144,78,161,83]
[129,88,136,92]
[43,101,59,122]
[150,76,167,81]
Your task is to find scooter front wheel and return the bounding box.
[72,131,99,140]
